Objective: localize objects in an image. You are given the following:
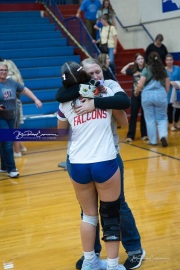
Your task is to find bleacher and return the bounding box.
[0,9,81,128]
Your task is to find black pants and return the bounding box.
[167,103,180,123]
[127,94,147,139]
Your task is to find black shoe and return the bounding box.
[124,249,146,269]
[76,256,84,270]
[161,137,168,147]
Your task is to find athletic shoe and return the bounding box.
[141,136,148,141]
[8,170,20,178]
[76,256,84,270]
[107,264,126,270]
[58,161,67,170]
[170,126,177,131]
[20,146,27,152]
[82,255,106,270]
[76,254,100,270]
[161,137,168,147]
[0,169,7,173]
[126,138,133,142]
[147,141,157,146]
[124,249,146,269]
[14,152,22,158]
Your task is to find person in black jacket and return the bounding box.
[145,34,168,65]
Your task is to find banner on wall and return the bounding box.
[162,0,180,12]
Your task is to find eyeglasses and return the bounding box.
[0,69,8,72]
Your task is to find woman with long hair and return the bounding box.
[97,53,116,79]
[0,61,42,177]
[134,52,170,147]
[121,53,148,142]
[93,14,117,70]
[5,60,27,157]
[96,0,116,27]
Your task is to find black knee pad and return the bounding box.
[99,197,120,242]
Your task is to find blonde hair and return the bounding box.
[97,53,109,69]
[0,61,8,70]
[4,59,23,84]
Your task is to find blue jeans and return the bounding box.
[0,118,16,173]
[108,48,115,67]
[66,154,142,254]
[142,88,168,144]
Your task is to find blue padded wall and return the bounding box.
[0,10,81,128]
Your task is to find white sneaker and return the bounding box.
[0,169,7,173]
[82,256,107,270]
[14,152,22,158]
[8,170,20,178]
[141,136,148,141]
[20,146,27,153]
[107,264,126,270]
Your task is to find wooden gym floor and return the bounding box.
[0,125,179,270]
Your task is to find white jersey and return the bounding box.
[58,87,116,163]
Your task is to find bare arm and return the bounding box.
[57,119,69,140]
[21,87,42,108]
[134,76,146,96]
[57,119,69,129]
[112,110,128,127]
[76,8,81,18]
[120,62,134,75]
[165,77,170,93]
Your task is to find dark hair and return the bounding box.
[132,53,145,73]
[148,52,167,80]
[61,61,91,88]
[101,0,115,14]
[155,34,164,42]
[100,14,111,24]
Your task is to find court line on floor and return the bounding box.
[0,168,66,182]
[121,141,180,161]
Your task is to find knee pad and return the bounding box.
[99,198,120,242]
[82,214,98,226]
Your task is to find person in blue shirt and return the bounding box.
[165,53,180,130]
[76,0,102,39]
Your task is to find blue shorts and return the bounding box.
[70,158,118,184]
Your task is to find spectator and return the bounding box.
[94,14,117,69]
[145,34,168,64]
[134,52,170,147]
[76,0,102,39]
[165,53,180,130]
[0,61,42,178]
[97,53,116,79]
[121,53,148,142]
[94,17,103,42]
[5,59,27,157]
[96,0,116,27]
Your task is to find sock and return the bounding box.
[84,250,96,261]
[107,257,119,269]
